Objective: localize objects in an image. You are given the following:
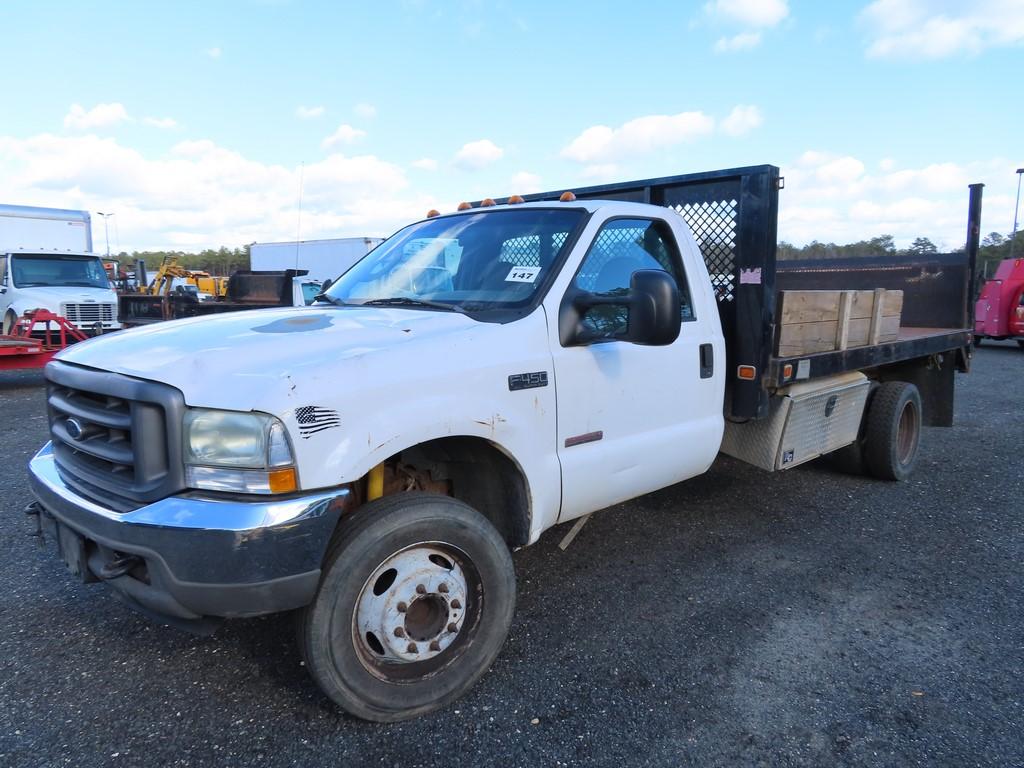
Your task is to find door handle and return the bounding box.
[699,343,714,379]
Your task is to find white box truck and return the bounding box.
[0,204,121,334]
[250,237,383,284]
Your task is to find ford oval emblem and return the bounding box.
[65,417,85,440]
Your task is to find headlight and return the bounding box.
[183,409,297,494]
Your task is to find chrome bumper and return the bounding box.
[28,442,350,626]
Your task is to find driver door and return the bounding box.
[547,216,723,521]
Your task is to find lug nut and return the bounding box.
[407,643,418,654]
[438,582,449,593]
[429,640,441,652]
[394,627,406,638]
[397,601,408,612]
[416,584,427,594]
[447,622,458,633]
[450,599,462,610]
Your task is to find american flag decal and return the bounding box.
[295,406,341,439]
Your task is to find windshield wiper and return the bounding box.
[361,297,467,314]
[314,294,351,306]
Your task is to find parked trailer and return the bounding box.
[27,164,981,722]
[0,309,87,371]
[250,237,383,283]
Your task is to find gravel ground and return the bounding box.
[0,343,1021,768]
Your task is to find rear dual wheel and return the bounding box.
[832,381,922,481]
[299,493,515,722]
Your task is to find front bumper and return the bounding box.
[28,442,350,629]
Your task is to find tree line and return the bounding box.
[111,246,251,276]
[775,230,1022,280]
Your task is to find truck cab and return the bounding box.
[975,257,1024,346]
[0,204,121,334]
[1,250,122,334]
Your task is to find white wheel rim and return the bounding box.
[354,543,470,667]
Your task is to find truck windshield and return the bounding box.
[11,254,110,289]
[323,208,585,311]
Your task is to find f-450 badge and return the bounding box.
[508,372,548,391]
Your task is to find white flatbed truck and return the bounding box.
[26,165,982,721]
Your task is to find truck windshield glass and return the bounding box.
[323,209,585,311]
[11,254,110,289]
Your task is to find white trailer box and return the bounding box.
[0,204,93,253]
[0,204,120,334]
[250,237,383,284]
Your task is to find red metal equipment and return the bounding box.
[0,309,89,371]
[975,258,1024,345]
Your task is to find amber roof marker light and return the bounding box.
[560,191,577,202]
[480,198,496,207]
[457,202,472,211]
[426,209,440,218]
[508,195,525,204]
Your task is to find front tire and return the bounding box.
[864,382,922,481]
[299,493,516,722]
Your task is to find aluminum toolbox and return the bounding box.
[721,372,870,471]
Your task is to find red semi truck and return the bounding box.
[975,258,1024,346]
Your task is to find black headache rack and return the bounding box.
[504,166,982,421]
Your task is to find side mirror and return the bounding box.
[559,269,681,347]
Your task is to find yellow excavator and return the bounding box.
[140,256,228,298]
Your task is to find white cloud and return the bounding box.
[143,116,178,129]
[206,46,222,59]
[64,103,131,131]
[510,171,542,194]
[861,0,1024,58]
[453,139,504,170]
[354,103,377,119]
[561,111,715,163]
[714,31,762,51]
[412,157,438,171]
[580,164,620,181]
[321,124,366,149]
[778,151,1012,249]
[721,104,763,136]
[296,105,325,120]
[0,131,418,250]
[705,0,789,27]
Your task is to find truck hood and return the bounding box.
[14,285,116,304]
[56,305,483,408]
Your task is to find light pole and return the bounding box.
[1010,169,1024,261]
[96,211,114,257]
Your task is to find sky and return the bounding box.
[1,0,1022,253]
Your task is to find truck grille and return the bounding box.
[45,361,185,511]
[61,302,116,324]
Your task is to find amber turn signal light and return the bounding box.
[268,467,298,494]
[737,365,757,381]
